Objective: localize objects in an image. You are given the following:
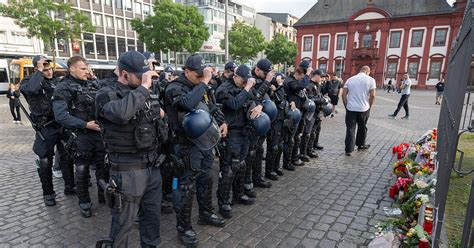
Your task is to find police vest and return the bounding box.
[217,82,248,129]
[101,85,165,153]
[20,76,57,121]
[67,79,100,122]
[164,79,210,139]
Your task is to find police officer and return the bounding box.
[282,66,307,171]
[221,61,237,82]
[165,54,228,246]
[245,59,274,197]
[53,56,108,218]
[285,62,313,166]
[215,65,257,218]
[265,73,287,179]
[95,51,164,247]
[307,70,326,157]
[20,55,75,206]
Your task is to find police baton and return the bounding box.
[18,99,46,141]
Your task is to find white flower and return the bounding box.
[430,188,436,195]
[416,194,429,203]
[415,179,429,189]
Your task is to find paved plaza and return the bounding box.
[0,89,441,247]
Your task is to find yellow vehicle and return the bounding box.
[9,58,67,84]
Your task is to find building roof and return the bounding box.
[258,12,299,25]
[295,0,453,26]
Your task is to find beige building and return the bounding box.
[256,12,298,42]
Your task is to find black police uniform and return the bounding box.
[265,81,286,179]
[300,78,325,158]
[282,74,308,168]
[245,70,273,194]
[53,74,108,217]
[165,73,225,246]
[309,80,325,153]
[215,76,254,218]
[95,79,163,247]
[20,70,75,205]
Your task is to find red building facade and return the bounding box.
[294,0,466,88]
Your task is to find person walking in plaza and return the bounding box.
[388,74,411,119]
[6,83,21,124]
[342,66,376,156]
[327,74,343,117]
[435,79,445,105]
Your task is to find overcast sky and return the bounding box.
[236,0,456,18]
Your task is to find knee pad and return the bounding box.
[75,164,89,176]
[38,157,51,170]
[248,150,256,159]
[230,159,242,173]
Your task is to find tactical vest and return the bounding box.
[21,76,57,122]
[68,79,100,122]
[218,82,249,129]
[165,79,210,139]
[101,84,165,153]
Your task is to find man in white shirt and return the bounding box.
[388,74,411,119]
[342,66,376,156]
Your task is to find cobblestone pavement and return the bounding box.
[0,89,441,247]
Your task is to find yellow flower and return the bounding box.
[407,232,413,237]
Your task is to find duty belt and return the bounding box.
[108,152,165,171]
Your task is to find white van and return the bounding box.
[0,59,9,93]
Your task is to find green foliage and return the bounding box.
[0,0,94,62]
[221,21,265,62]
[265,33,297,66]
[132,0,209,56]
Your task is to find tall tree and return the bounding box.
[221,21,265,63]
[0,0,94,64]
[265,33,297,72]
[132,0,209,68]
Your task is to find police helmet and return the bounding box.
[303,99,316,113]
[182,109,221,150]
[262,99,278,122]
[286,108,302,128]
[322,102,333,117]
[252,112,271,137]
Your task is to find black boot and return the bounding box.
[244,187,257,198]
[177,226,198,247]
[198,210,225,227]
[299,134,311,162]
[283,136,296,171]
[232,166,255,205]
[38,157,55,202]
[76,164,92,218]
[265,146,279,181]
[217,161,235,219]
[307,132,319,158]
[313,125,323,150]
[252,144,271,188]
[79,202,92,218]
[307,149,319,158]
[274,150,284,176]
[43,193,56,206]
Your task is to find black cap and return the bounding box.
[311,69,323,77]
[142,51,153,60]
[299,60,310,69]
[275,72,286,79]
[32,55,52,67]
[164,66,174,73]
[224,61,237,71]
[185,54,205,76]
[256,59,272,73]
[235,65,252,81]
[118,51,150,76]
